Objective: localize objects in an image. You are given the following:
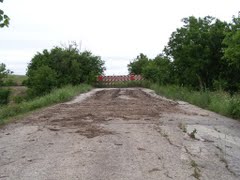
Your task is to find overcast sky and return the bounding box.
[0,0,240,75]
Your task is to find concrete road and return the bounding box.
[0,88,240,180]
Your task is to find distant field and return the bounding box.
[8,86,28,104]
[2,75,28,104]
[4,75,27,86]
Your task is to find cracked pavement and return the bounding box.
[0,88,240,180]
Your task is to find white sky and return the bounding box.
[0,0,240,75]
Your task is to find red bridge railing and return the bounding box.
[97,74,143,84]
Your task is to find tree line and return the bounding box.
[128,14,240,93]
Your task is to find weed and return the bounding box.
[192,167,201,179]
[190,160,198,168]
[190,159,201,179]
[188,129,197,139]
[178,122,187,133]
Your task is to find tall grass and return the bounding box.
[150,84,240,119]
[0,84,92,124]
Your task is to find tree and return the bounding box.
[0,0,10,28]
[128,53,149,74]
[223,14,240,67]
[164,16,228,89]
[0,63,12,105]
[222,14,240,92]
[142,55,172,84]
[0,63,12,86]
[27,66,57,96]
[26,43,105,96]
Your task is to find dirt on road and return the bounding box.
[1,88,240,180]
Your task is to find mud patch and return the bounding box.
[75,126,113,139]
[20,89,181,139]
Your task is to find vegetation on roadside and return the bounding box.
[150,84,240,119]
[0,84,92,125]
[126,13,240,119]
[3,75,27,86]
[0,63,13,105]
[25,42,105,97]
[0,42,103,123]
[128,14,240,93]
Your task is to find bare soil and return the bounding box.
[1,88,240,180]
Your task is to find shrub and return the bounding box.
[0,88,10,105]
[3,79,17,86]
[13,95,25,104]
[228,98,240,118]
[26,44,105,97]
[27,66,57,97]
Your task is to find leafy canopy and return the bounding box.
[128,53,149,75]
[26,43,105,97]
[0,0,10,28]
[127,14,240,92]
[223,15,240,67]
[0,63,12,86]
[164,16,228,89]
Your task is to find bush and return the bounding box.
[228,98,240,118]
[3,79,17,86]
[0,88,11,105]
[13,95,25,104]
[27,66,57,97]
[26,44,105,97]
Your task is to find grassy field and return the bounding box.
[3,75,27,86]
[7,86,28,104]
[0,84,92,125]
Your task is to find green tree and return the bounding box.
[26,43,105,96]
[223,14,240,67]
[142,55,172,84]
[27,66,57,97]
[128,53,149,74]
[0,63,12,105]
[0,63,12,86]
[164,16,228,89]
[0,0,10,28]
[222,14,240,92]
